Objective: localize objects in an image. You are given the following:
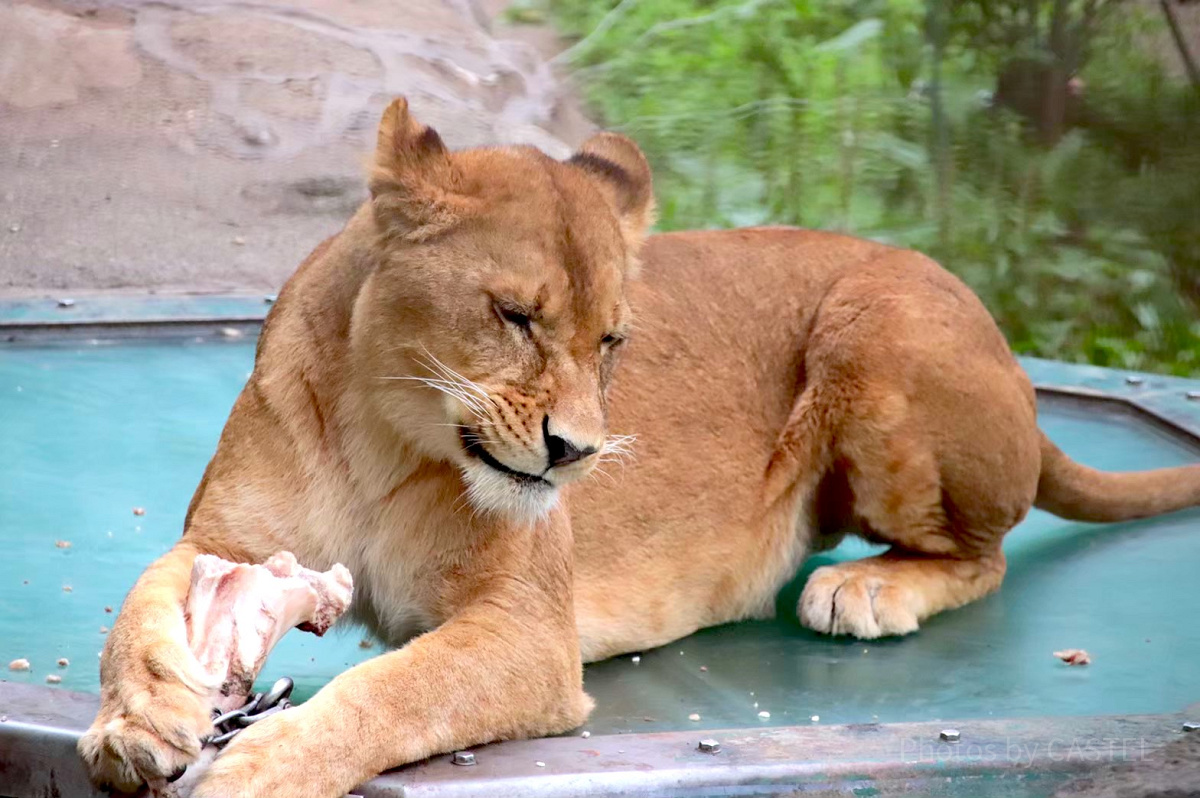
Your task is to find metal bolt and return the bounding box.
[1187,391,1200,401]
[1125,375,1145,386]
[698,739,721,754]
[1184,722,1200,733]
[940,729,961,742]
[451,751,476,766]
[57,298,75,308]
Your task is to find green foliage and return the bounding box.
[545,0,1200,375]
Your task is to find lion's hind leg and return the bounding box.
[794,385,1017,639]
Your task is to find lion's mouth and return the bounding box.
[459,427,551,487]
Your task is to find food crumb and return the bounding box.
[580,731,591,738]
[104,606,113,613]
[631,655,640,664]
[57,658,69,668]
[62,585,72,592]
[811,715,820,722]
[132,507,145,516]
[359,639,373,649]
[688,713,701,722]
[699,666,708,672]
[8,658,30,671]
[233,236,246,246]
[46,675,62,684]
[55,540,71,549]
[1054,648,1091,666]
[100,626,109,634]
[758,710,771,719]
[534,761,546,768]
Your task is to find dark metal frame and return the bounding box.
[4,295,1200,796]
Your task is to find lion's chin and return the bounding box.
[460,461,561,523]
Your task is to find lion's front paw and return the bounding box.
[79,659,214,792]
[192,706,348,798]
[798,564,920,639]
[79,698,213,793]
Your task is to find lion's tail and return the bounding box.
[1034,430,1200,522]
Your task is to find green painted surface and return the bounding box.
[2,340,1199,736]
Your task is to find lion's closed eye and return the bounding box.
[494,301,534,333]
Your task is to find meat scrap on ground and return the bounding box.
[1054,648,1091,666]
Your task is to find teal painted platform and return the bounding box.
[2,329,1199,737]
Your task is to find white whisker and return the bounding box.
[589,465,617,485]
[379,374,490,419]
[417,346,496,408]
[601,433,638,464]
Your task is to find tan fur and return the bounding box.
[80,99,1200,797]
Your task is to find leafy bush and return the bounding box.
[543,0,1200,375]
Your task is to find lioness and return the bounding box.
[81,98,1200,797]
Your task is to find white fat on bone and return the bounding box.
[162,553,353,797]
[185,551,353,712]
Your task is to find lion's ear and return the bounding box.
[369,97,466,240]
[567,132,656,249]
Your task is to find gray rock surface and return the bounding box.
[0,0,592,295]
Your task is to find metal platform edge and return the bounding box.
[2,680,1198,798]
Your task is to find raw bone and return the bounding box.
[185,551,353,711]
[164,552,353,796]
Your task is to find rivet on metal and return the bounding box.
[57,298,75,308]
[1125,375,1145,386]
[940,729,961,742]
[1183,722,1200,733]
[452,751,477,766]
[1186,391,1200,401]
[698,739,721,754]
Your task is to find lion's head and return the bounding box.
[351,98,653,521]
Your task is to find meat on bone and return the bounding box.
[159,553,351,797]
[185,551,353,712]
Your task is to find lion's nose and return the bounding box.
[543,416,598,468]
